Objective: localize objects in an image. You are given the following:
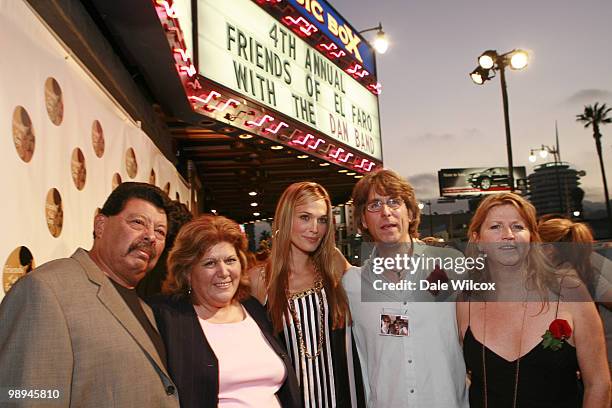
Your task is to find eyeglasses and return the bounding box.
[366,198,404,213]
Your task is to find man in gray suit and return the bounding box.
[0,182,180,407]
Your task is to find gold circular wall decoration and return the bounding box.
[71,148,87,190]
[112,173,122,190]
[91,120,105,158]
[44,77,64,126]
[125,147,138,179]
[45,188,63,238]
[149,169,156,185]
[3,246,35,294]
[12,106,35,163]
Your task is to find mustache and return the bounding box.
[127,241,157,259]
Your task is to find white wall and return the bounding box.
[0,0,189,300]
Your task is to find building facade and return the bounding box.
[527,161,583,216]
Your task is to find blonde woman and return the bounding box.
[250,182,364,408]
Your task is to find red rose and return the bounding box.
[549,319,572,340]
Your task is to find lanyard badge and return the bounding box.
[380,309,409,337]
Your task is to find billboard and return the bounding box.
[438,167,527,197]
[196,0,382,161]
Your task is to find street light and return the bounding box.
[470,49,530,192]
[358,23,389,54]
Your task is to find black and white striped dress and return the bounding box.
[282,283,365,408]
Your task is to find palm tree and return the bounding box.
[576,102,612,231]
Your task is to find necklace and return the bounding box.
[482,301,527,408]
[287,275,326,360]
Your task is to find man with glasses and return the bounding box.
[0,183,179,407]
[343,169,468,407]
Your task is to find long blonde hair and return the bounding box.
[467,193,557,302]
[265,182,350,333]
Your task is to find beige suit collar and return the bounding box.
[71,248,170,378]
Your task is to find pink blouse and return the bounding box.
[199,309,286,407]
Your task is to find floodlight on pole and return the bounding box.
[510,50,529,70]
[469,48,530,192]
[478,51,496,69]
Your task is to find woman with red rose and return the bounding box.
[457,193,610,407]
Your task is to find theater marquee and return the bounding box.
[196,0,382,161]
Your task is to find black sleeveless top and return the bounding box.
[463,300,580,408]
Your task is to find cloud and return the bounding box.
[407,172,438,186]
[411,128,483,143]
[405,172,439,198]
[564,89,612,105]
[461,128,484,138]
[413,132,455,142]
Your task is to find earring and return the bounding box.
[187,285,192,295]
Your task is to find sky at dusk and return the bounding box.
[332,0,612,213]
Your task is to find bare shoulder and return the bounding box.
[554,273,599,326]
[558,272,593,302]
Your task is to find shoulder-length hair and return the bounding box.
[467,192,557,302]
[538,217,595,295]
[265,182,350,333]
[163,215,250,303]
[351,169,421,240]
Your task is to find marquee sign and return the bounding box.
[285,0,376,75]
[196,0,382,161]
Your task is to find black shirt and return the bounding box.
[109,278,168,370]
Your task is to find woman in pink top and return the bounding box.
[150,215,301,408]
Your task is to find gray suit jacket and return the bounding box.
[0,248,179,407]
